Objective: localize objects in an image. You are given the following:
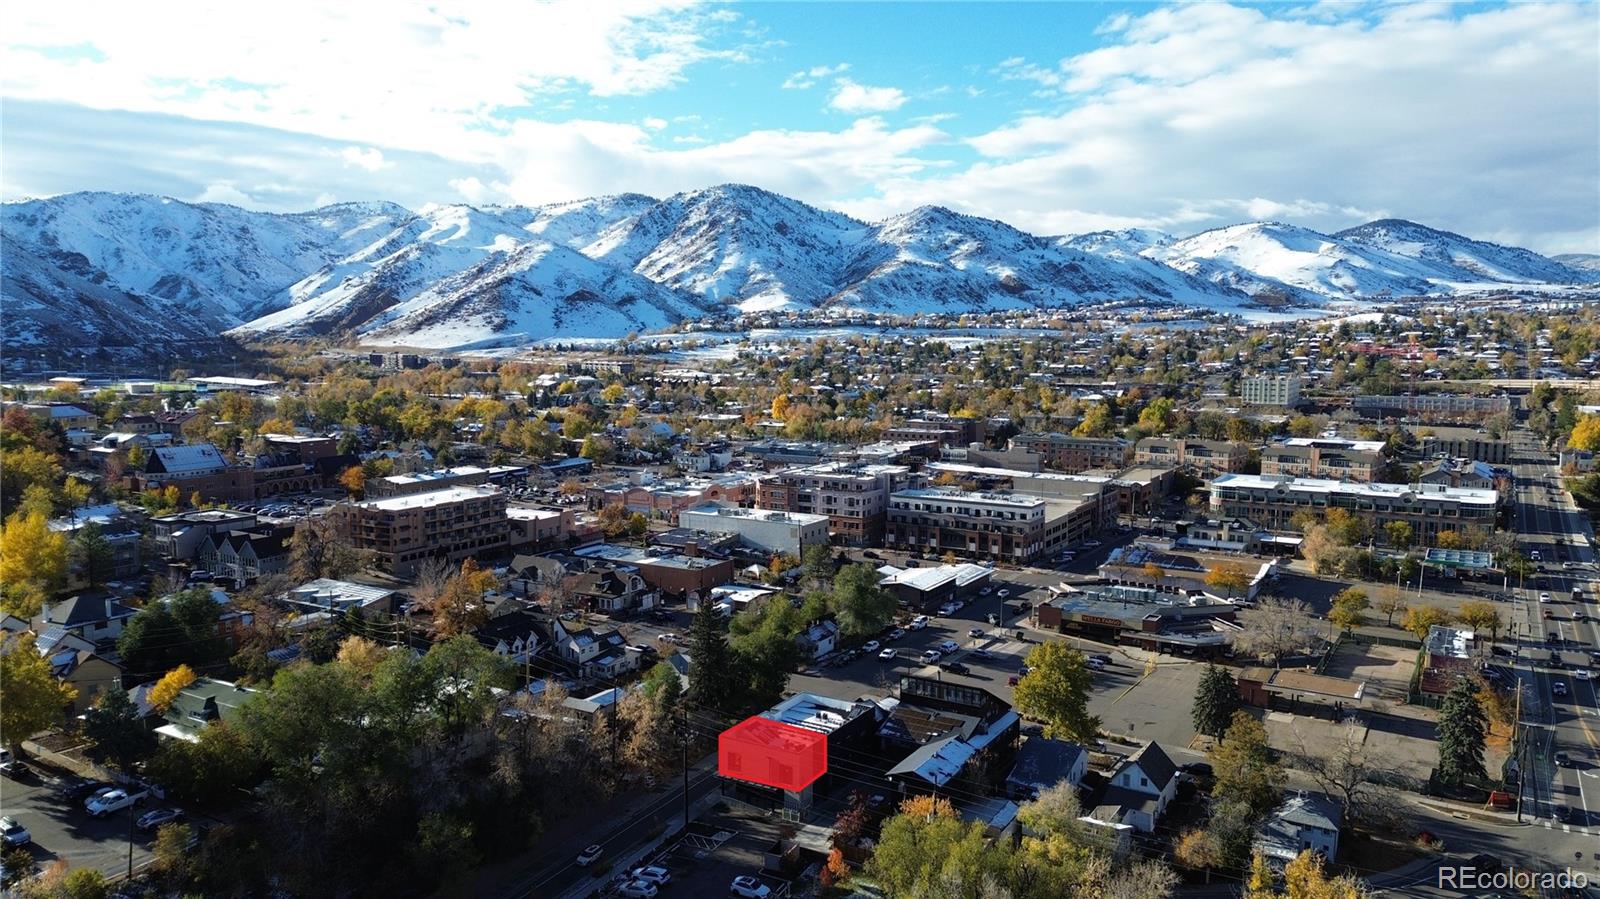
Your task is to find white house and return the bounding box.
[1254,791,1342,864]
[1088,741,1180,834]
[797,620,839,660]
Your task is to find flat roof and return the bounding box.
[680,504,829,526]
[762,693,871,734]
[357,485,500,511]
[1279,437,1387,453]
[1211,474,1497,506]
[893,487,1044,508]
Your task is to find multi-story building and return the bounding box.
[1353,393,1511,422]
[333,485,509,576]
[149,508,259,560]
[1133,438,1250,478]
[1416,427,1511,465]
[1010,433,1132,473]
[1240,376,1302,408]
[1259,438,1386,482]
[1208,474,1498,545]
[884,416,984,448]
[367,464,529,498]
[677,504,830,556]
[886,487,1087,564]
[197,525,293,584]
[756,462,915,545]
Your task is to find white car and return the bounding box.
[909,616,929,630]
[85,788,145,818]
[1539,593,1552,603]
[630,866,671,886]
[1553,682,1570,698]
[862,640,882,653]
[879,648,898,661]
[887,628,906,641]
[980,588,993,596]
[937,604,956,616]
[920,650,942,664]
[136,807,184,831]
[575,844,603,866]
[731,875,772,899]
[0,816,29,847]
[1576,669,1592,681]
[617,882,659,899]
[937,640,960,653]
[997,589,1010,598]
[1087,658,1107,671]
[950,600,965,612]
[968,627,985,638]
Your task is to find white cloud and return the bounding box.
[194,181,254,206]
[782,62,849,90]
[449,176,494,204]
[642,117,668,130]
[828,78,907,113]
[340,146,388,172]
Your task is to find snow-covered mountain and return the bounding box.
[3,187,1589,356]
[1555,253,1600,273]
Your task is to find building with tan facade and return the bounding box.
[333,485,509,576]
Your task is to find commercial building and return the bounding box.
[884,416,984,448]
[573,543,735,601]
[367,464,528,497]
[1009,433,1132,473]
[720,693,883,814]
[1208,474,1498,545]
[1033,587,1237,657]
[1240,376,1302,408]
[1133,438,1250,478]
[332,485,509,576]
[1259,438,1386,482]
[756,462,916,545]
[677,504,830,556]
[1098,544,1274,602]
[1353,393,1511,422]
[877,562,995,613]
[149,509,259,560]
[1416,427,1510,465]
[886,487,1083,564]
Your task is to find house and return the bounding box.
[569,567,651,614]
[1087,741,1180,833]
[148,508,258,561]
[797,620,839,660]
[154,677,259,742]
[1005,737,1089,800]
[553,623,638,679]
[33,595,138,646]
[1254,791,1343,865]
[50,650,125,715]
[49,504,145,580]
[280,578,401,618]
[197,526,292,584]
[475,608,546,667]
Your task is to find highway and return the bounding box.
[1502,431,1599,874]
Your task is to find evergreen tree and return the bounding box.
[686,598,735,724]
[71,521,116,588]
[1437,675,1488,786]
[1192,664,1241,739]
[83,685,157,771]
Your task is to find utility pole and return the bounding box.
[1514,682,1524,823]
[127,799,136,880]
[681,707,692,828]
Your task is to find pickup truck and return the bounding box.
[85,788,148,818]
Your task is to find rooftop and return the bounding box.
[1211,474,1497,506]
[893,487,1045,508]
[762,693,874,734]
[680,504,829,526]
[356,485,502,511]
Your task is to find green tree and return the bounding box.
[1383,520,1415,550]
[145,721,263,806]
[686,596,737,719]
[801,543,835,586]
[867,797,1003,899]
[1192,664,1241,738]
[83,685,156,771]
[70,521,116,588]
[1327,588,1369,634]
[1211,711,1285,818]
[0,633,77,753]
[118,587,227,674]
[1013,642,1100,743]
[1436,676,1488,787]
[1400,605,1453,640]
[1072,403,1114,437]
[828,563,897,640]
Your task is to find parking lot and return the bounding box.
[0,767,157,881]
[597,814,791,899]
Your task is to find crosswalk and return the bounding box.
[1536,817,1596,835]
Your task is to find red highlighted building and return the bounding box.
[719,715,828,792]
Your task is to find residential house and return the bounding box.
[569,566,651,614]
[797,620,840,660]
[197,525,293,584]
[1087,741,1179,833]
[553,623,638,680]
[1005,738,1089,801]
[1254,791,1343,865]
[154,677,259,742]
[148,508,258,561]
[33,595,138,647]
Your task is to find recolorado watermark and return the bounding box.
[1439,864,1589,891]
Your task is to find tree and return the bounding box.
[83,686,156,771]
[70,521,115,588]
[338,465,366,498]
[1013,642,1100,742]
[1375,585,1407,627]
[1137,397,1176,433]
[150,664,198,714]
[1567,413,1600,451]
[626,511,650,538]
[425,559,496,638]
[1236,596,1318,667]
[1282,849,1363,899]
[1326,588,1369,634]
[1293,726,1396,827]
[336,635,392,677]
[1455,600,1502,641]
[144,721,262,805]
[1400,605,1453,640]
[287,514,369,581]
[0,633,76,753]
[1211,711,1285,818]
[0,511,68,618]
[1204,561,1251,601]
[686,596,736,719]
[1383,520,1415,551]
[1434,530,1464,550]
[828,563,897,640]
[1437,676,1488,787]
[1073,403,1114,437]
[118,587,227,674]
[1243,851,1276,899]
[1192,664,1241,738]
[801,543,835,586]
[151,822,196,887]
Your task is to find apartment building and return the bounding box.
[1240,376,1302,408]
[883,416,984,448]
[367,464,529,498]
[1010,433,1132,473]
[1208,474,1498,545]
[1259,438,1386,482]
[333,485,509,576]
[756,462,915,545]
[885,487,1084,564]
[1416,427,1511,465]
[677,504,830,556]
[1353,393,1511,422]
[1134,438,1250,478]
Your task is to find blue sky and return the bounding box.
[4,1,1597,253]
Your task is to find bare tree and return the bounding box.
[1293,726,1397,826]
[1235,595,1319,667]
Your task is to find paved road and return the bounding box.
[0,770,156,882]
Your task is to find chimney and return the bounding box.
[106,598,114,619]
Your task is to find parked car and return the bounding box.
[136,808,184,831]
[979,588,993,596]
[986,613,999,625]
[1091,654,1113,665]
[731,875,772,898]
[968,628,985,638]
[1556,752,1575,768]
[970,648,996,660]
[920,650,942,664]
[617,881,658,899]
[55,778,110,802]
[887,628,906,641]
[862,641,881,654]
[575,844,603,866]
[940,662,970,675]
[996,589,1010,598]
[629,866,671,886]
[909,616,929,630]
[1086,658,1107,671]
[936,604,956,616]
[0,816,29,847]
[1539,592,1552,602]
[878,648,898,661]
[937,640,960,653]
[1553,682,1570,697]
[85,788,146,817]
[1576,669,1592,681]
